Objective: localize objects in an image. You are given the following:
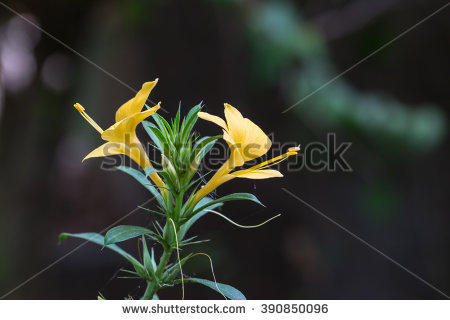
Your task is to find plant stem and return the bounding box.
[141,281,157,300]
[156,245,173,277]
[141,191,183,300]
[141,232,174,300]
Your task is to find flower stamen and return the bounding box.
[74,103,104,134]
[238,147,300,174]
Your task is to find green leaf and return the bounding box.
[141,236,156,279]
[149,247,157,271]
[173,105,181,135]
[147,119,170,154]
[153,113,173,138]
[59,232,147,278]
[143,121,164,152]
[164,253,194,282]
[195,140,216,164]
[185,103,202,121]
[104,225,153,245]
[184,171,212,192]
[191,193,264,216]
[193,135,219,151]
[138,206,165,217]
[192,135,221,161]
[180,237,210,247]
[180,103,202,141]
[115,166,164,207]
[144,167,160,177]
[185,278,246,300]
[59,232,133,260]
[178,197,221,239]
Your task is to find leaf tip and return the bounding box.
[58,233,68,245]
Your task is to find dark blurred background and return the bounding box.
[0,0,449,299]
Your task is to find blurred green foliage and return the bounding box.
[360,182,399,223]
[212,0,447,156]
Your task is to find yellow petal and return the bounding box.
[222,129,235,146]
[83,141,150,173]
[198,111,228,130]
[224,103,246,144]
[83,142,125,162]
[115,80,158,122]
[224,103,271,161]
[192,158,235,202]
[126,103,161,129]
[232,169,283,179]
[223,130,245,168]
[240,118,271,161]
[102,104,160,143]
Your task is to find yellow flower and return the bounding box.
[198,103,272,167]
[74,80,164,188]
[193,103,299,202]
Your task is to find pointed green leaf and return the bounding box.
[185,103,202,121]
[153,113,173,138]
[141,236,156,279]
[193,135,220,152]
[195,140,216,163]
[104,225,154,245]
[164,253,194,282]
[143,121,164,152]
[180,103,202,141]
[174,106,181,135]
[144,167,160,177]
[192,135,221,162]
[115,166,164,207]
[179,197,221,239]
[191,193,263,216]
[186,278,246,300]
[58,232,147,278]
[150,247,157,271]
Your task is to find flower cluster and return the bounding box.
[61,79,299,300]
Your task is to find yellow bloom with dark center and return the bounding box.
[74,80,164,188]
[193,103,299,202]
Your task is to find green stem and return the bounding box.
[140,245,173,300]
[156,245,173,277]
[141,281,157,300]
[140,191,184,300]
[141,228,175,299]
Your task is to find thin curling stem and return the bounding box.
[206,210,281,228]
